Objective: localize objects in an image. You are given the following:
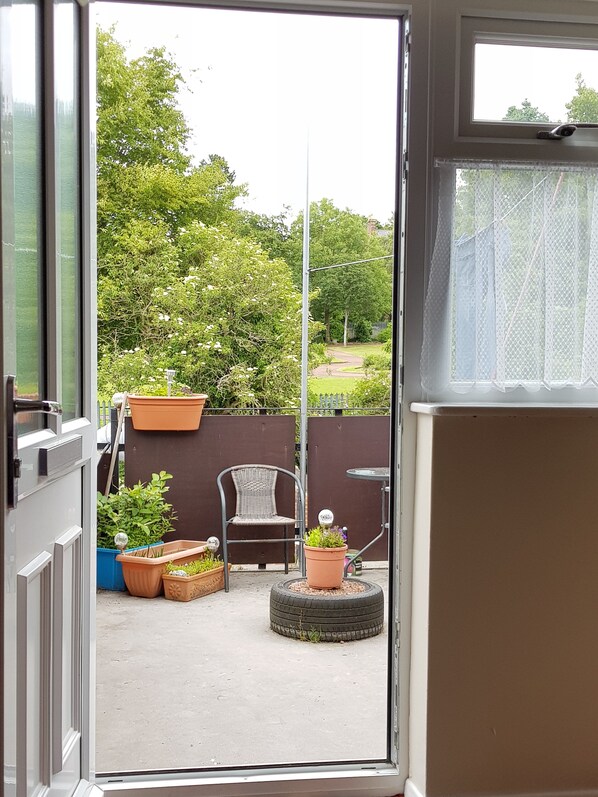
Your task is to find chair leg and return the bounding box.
[222,520,230,592]
[284,525,288,574]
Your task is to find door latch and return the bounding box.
[6,375,62,508]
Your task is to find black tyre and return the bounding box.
[269,578,384,642]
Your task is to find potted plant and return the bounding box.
[303,512,348,589]
[96,471,176,591]
[127,371,208,431]
[97,469,207,598]
[162,552,231,602]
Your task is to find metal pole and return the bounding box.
[299,138,310,501]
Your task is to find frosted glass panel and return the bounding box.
[56,0,81,421]
[10,0,44,433]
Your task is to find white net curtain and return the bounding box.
[421,162,598,398]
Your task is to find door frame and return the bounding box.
[88,0,408,792]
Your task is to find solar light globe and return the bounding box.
[318,509,334,528]
[206,536,220,552]
[114,532,128,551]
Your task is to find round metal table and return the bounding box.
[345,467,390,573]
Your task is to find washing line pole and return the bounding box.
[299,138,310,502]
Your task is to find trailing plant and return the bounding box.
[165,552,223,576]
[304,525,347,548]
[132,376,199,397]
[96,471,176,549]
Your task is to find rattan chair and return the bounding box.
[216,464,305,592]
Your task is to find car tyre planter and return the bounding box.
[116,540,208,598]
[270,577,384,642]
[128,395,208,431]
[162,564,231,602]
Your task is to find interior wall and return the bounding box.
[410,407,598,797]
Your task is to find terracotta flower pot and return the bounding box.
[116,540,207,598]
[304,544,348,589]
[128,394,208,431]
[162,564,231,602]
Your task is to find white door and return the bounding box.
[2,2,96,797]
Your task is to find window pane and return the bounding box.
[422,164,598,396]
[56,0,81,421]
[9,0,44,432]
[474,42,598,124]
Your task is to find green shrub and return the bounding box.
[376,324,392,343]
[350,370,391,410]
[96,471,176,549]
[328,318,344,343]
[352,319,372,342]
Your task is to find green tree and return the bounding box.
[96,28,246,260]
[98,223,311,408]
[503,98,549,123]
[96,28,318,407]
[566,73,598,122]
[286,199,392,344]
[238,208,292,261]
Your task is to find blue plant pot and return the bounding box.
[97,544,161,591]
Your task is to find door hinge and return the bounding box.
[402,153,408,182]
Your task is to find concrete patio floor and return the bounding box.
[95,567,389,773]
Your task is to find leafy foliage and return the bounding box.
[164,552,223,576]
[96,471,176,549]
[503,99,549,123]
[352,319,373,342]
[96,29,318,408]
[304,525,347,548]
[286,199,392,343]
[350,342,392,410]
[566,73,598,123]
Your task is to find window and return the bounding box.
[457,17,598,149]
[421,162,598,400]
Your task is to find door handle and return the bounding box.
[14,397,62,415]
[6,375,63,508]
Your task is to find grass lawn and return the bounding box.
[327,342,384,359]
[310,376,359,395]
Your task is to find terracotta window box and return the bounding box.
[162,564,231,602]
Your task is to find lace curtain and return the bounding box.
[421,162,598,397]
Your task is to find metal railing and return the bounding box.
[96,395,389,427]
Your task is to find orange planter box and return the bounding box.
[162,564,231,602]
[116,540,208,598]
[128,395,208,431]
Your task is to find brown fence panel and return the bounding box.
[124,415,296,564]
[307,416,390,561]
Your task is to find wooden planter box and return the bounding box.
[116,540,207,598]
[162,564,230,602]
[128,394,208,431]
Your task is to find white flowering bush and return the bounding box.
[98,224,321,408]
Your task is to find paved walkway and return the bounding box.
[95,567,389,773]
[311,345,365,378]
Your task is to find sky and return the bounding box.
[474,43,598,123]
[95,3,401,223]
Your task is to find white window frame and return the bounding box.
[431,0,598,163]
[459,17,598,143]
[89,2,409,796]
